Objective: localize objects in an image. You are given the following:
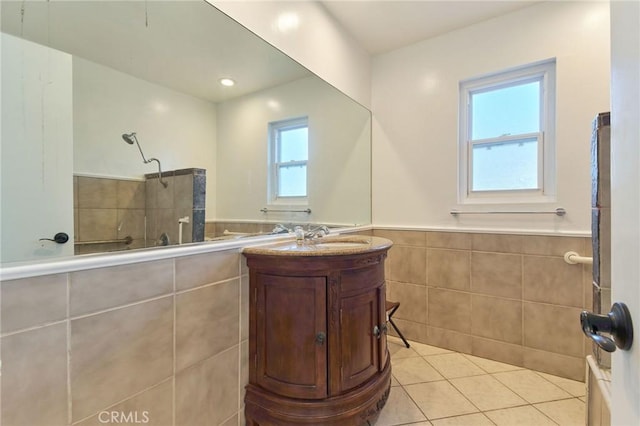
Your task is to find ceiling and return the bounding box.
[1,1,310,103]
[320,1,541,55]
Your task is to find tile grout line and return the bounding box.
[386,338,585,426]
[172,259,177,426]
[66,273,72,426]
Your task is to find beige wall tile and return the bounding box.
[471,337,524,368]
[156,176,175,209]
[472,233,522,253]
[220,414,239,426]
[373,229,426,246]
[145,179,158,209]
[78,176,118,209]
[175,250,240,291]
[388,245,426,285]
[117,208,146,240]
[523,256,583,307]
[1,273,67,333]
[427,326,472,354]
[74,175,79,208]
[471,252,522,299]
[521,235,588,257]
[241,274,249,341]
[388,318,428,343]
[157,208,177,244]
[240,340,249,406]
[427,249,470,291]
[75,379,173,426]
[1,324,68,426]
[523,348,585,381]
[588,367,603,426]
[175,346,239,426]
[471,295,522,344]
[71,297,173,421]
[78,208,118,241]
[174,174,194,210]
[117,180,146,209]
[426,231,472,250]
[70,260,173,316]
[388,281,427,323]
[523,302,584,358]
[176,279,240,372]
[428,288,471,334]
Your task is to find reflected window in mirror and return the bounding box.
[269,117,309,202]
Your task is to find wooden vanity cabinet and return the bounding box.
[244,248,391,425]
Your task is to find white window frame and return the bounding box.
[458,59,556,204]
[268,116,309,205]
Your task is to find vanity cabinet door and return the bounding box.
[339,288,380,392]
[255,273,328,399]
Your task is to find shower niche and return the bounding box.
[73,168,205,255]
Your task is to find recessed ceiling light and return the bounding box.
[219,78,235,87]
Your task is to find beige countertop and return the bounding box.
[242,235,393,257]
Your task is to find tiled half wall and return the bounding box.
[1,229,591,425]
[0,249,248,426]
[374,229,592,382]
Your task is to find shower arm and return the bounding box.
[125,133,168,188]
[145,157,168,188]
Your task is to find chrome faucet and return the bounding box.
[273,224,330,242]
[304,225,330,239]
[272,223,294,234]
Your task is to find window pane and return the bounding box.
[279,127,308,162]
[278,164,306,197]
[472,137,538,191]
[471,81,540,140]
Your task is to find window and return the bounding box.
[459,59,556,203]
[269,117,309,203]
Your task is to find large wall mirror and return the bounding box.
[1,1,371,264]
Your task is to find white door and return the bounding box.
[609,1,640,425]
[1,34,74,263]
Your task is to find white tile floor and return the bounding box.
[375,337,586,426]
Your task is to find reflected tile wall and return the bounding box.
[0,249,245,426]
[74,176,146,255]
[375,229,591,381]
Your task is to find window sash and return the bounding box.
[468,132,543,193]
[268,117,309,202]
[458,59,555,203]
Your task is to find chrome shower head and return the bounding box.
[121,131,169,188]
[122,133,136,145]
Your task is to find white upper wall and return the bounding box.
[216,76,371,226]
[371,1,610,234]
[209,0,372,108]
[73,57,218,215]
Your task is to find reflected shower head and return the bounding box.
[122,133,136,145]
[121,131,168,188]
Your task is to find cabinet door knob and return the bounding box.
[373,325,381,339]
[315,332,326,345]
